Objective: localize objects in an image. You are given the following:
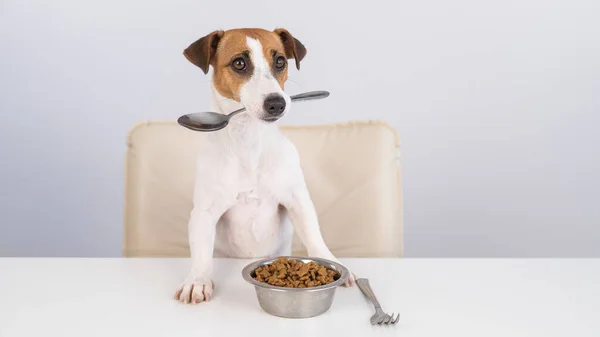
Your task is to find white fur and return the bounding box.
[175,37,351,304]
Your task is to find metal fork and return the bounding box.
[356,278,400,325]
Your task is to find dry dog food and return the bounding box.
[253,257,339,288]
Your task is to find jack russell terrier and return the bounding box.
[174,28,355,304]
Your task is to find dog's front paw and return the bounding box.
[174,273,214,304]
[311,252,356,287]
[344,272,357,287]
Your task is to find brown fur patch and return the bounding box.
[274,28,307,70]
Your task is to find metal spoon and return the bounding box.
[177,90,330,132]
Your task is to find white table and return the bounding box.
[1,258,599,337]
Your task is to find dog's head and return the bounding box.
[184,28,306,122]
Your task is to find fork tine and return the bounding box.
[377,316,386,324]
[383,315,393,324]
[392,313,400,324]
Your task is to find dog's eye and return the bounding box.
[274,56,286,70]
[231,58,247,72]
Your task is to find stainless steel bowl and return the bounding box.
[242,256,349,318]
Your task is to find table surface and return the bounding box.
[1,258,599,337]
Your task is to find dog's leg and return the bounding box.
[174,210,218,304]
[284,186,356,286]
[272,215,294,257]
[174,186,234,304]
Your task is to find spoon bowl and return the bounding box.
[177,111,231,132]
[177,90,330,132]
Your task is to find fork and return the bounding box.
[356,278,400,325]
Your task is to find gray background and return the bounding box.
[1,0,598,257]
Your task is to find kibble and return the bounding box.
[253,257,339,288]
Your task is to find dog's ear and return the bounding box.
[274,28,307,70]
[183,30,224,74]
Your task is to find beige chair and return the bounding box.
[123,120,403,258]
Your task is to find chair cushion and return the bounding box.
[124,120,403,258]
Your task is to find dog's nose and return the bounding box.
[263,94,286,115]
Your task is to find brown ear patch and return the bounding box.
[183,30,224,74]
[273,28,307,70]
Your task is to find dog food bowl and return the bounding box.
[242,256,349,318]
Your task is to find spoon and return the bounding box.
[177,90,330,132]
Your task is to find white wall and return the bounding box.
[1,0,599,257]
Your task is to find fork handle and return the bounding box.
[356,278,382,309]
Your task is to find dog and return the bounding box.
[174,28,355,304]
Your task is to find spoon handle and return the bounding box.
[227,107,247,118]
[228,90,330,117]
[290,90,330,101]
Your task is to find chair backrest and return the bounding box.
[123,120,403,258]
